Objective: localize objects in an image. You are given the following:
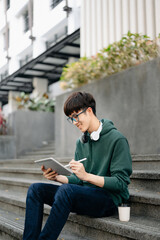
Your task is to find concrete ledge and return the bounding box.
[8,110,55,156]
[0,136,16,159]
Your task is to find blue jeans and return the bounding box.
[23,183,117,240]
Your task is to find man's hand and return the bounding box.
[41,165,58,181]
[69,160,105,188]
[69,160,88,181]
[41,165,68,184]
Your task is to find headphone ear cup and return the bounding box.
[90,131,100,141]
[90,122,102,141]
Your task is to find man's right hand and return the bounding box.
[41,165,69,184]
[41,165,58,181]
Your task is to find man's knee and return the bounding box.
[55,184,75,201]
[27,183,42,199]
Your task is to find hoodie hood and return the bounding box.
[100,119,117,136]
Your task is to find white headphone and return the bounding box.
[90,121,102,141]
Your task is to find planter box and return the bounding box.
[8,110,55,156]
[0,136,16,159]
[55,57,160,157]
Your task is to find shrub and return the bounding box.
[0,108,7,135]
[60,32,160,89]
[14,92,55,112]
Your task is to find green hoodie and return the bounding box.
[67,119,132,206]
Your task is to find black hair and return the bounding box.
[64,91,96,116]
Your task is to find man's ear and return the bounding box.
[87,107,93,114]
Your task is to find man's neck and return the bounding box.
[88,116,100,134]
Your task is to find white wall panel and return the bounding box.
[129,0,137,33]
[81,0,159,57]
[115,0,122,41]
[146,0,156,38]
[80,0,86,56]
[155,0,160,37]
[102,0,109,48]
[108,0,115,44]
[91,0,97,55]
[85,0,92,57]
[97,0,103,51]
[122,0,129,34]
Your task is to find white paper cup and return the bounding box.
[118,206,130,222]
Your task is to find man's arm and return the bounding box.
[70,160,104,188]
[84,173,104,188]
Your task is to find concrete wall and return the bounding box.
[8,110,55,156]
[0,136,16,159]
[55,57,160,157]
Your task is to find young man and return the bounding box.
[23,91,132,240]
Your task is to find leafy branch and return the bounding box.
[60,32,160,89]
[14,92,55,112]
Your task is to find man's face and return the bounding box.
[69,108,91,133]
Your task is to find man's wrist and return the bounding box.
[56,175,68,184]
[83,172,91,182]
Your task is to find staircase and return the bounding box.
[0,142,160,240]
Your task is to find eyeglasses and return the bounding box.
[67,109,87,124]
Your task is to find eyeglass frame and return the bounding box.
[67,108,87,124]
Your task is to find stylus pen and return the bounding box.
[64,158,87,168]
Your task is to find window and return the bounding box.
[23,10,29,33]
[6,0,10,10]
[0,70,8,81]
[19,54,32,67]
[3,27,9,50]
[50,0,63,10]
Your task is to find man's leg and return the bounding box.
[71,185,117,217]
[23,183,59,240]
[38,184,117,240]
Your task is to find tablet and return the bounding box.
[34,158,72,176]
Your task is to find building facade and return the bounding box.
[0,0,81,113]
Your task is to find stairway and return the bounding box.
[0,142,160,240]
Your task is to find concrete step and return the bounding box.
[17,154,56,160]
[132,154,160,161]
[0,168,44,180]
[1,177,158,219]
[0,177,57,194]
[0,209,90,240]
[22,150,56,156]
[0,159,35,168]
[132,154,160,170]
[129,189,160,219]
[1,167,159,192]
[130,170,160,191]
[0,197,160,240]
[0,150,160,239]
[0,179,160,221]
[0,157,71,168]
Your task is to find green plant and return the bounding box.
[60,32,160,89]
[0,108,7,135]
[14,92,55,112]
